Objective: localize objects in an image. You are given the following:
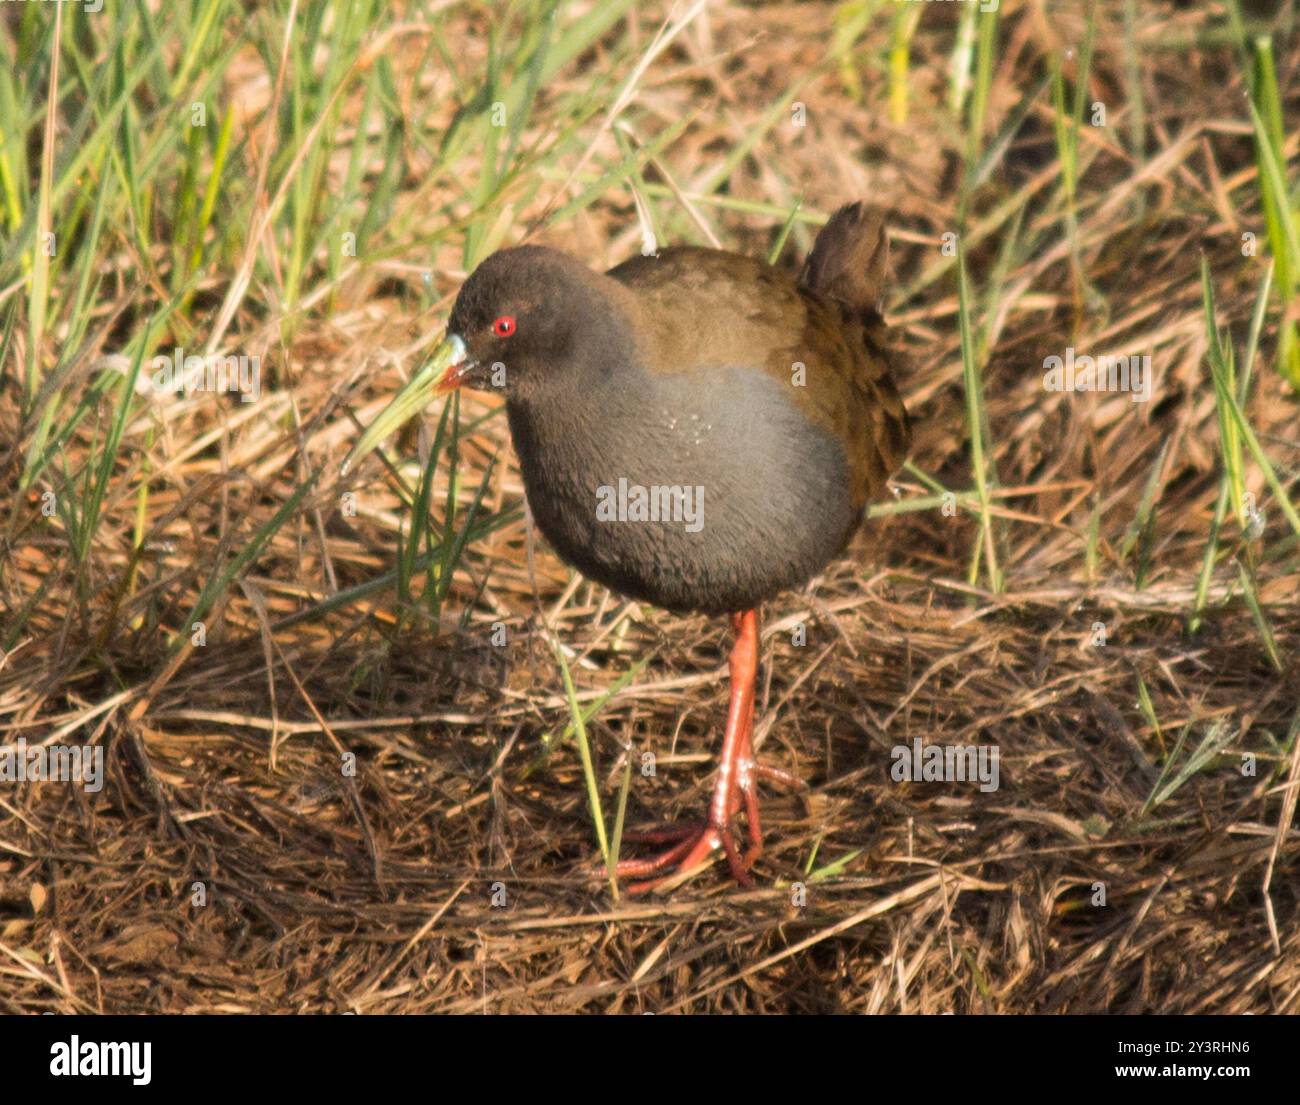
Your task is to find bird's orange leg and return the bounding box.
[617,609,762,892]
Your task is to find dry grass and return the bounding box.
[2,0,1299,1013]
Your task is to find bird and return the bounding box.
[345,202,911,891]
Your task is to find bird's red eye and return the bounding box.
[493,315,516,338]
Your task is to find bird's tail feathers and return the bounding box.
[798,202,889,317]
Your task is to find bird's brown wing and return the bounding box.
[609,236,910,512]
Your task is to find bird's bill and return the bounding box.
[342,333,468,473]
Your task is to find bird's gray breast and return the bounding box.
[506,366,856,614]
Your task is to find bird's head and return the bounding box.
[344,245,628,473]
